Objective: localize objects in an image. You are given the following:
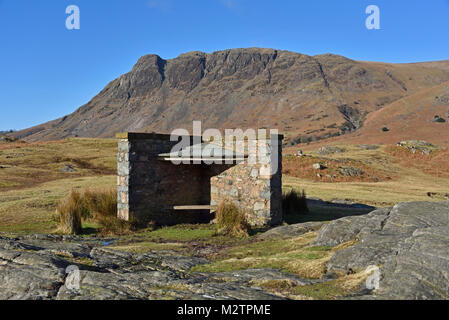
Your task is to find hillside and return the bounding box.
[341,80,449,145]
[297,80,449,148]
[12,48,449,145]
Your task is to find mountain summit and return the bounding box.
[13,48,449,145]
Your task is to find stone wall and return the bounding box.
[210,135,283,226]
[117,133,213,225]
[117,132,283,227]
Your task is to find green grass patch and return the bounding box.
[0,220,58,234]
[0,181,19,188]
[0,175,115,234]
[110,241,188,254]
[110,223,249,254]
[293,281,346,300]
[191,233,332,278]
[254,275,363,300]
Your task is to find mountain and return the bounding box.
[320,80,449,146]
[12,48,449,145]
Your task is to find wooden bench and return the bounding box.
[173,205,217,211]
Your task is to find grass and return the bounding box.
[253,271,369,300]
[285,173,449,207]
[190,232,365,299]
[290,205,371,223]
[56,190,84,234]
[282,152,392,183]
[0,138,116,192]
[55,188,132,235]
[0,175,115,234]
[0,138,117,234]
[282,144,449,206]
[128,224,217,241]
[191,232,354,280]
[215,202,249,237]
[81,188,134,235]
[109,224,246,255]
[110,242,188,254]
[1,138,447,233]
[1,138,448,299]
[386,146,449,179]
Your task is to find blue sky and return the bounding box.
[1,0,448,131]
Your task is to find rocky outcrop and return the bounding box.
[255,221,325,240]
[0,234,284,300]
[313,201,449,299]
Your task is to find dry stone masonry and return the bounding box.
[117,132,283,227]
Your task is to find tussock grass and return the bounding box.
[0,175,114,234]
[56,190,84,235]
[82,189,117,219]
[282,189,309,216]
[56,188,133,235]
[215,202,249,237]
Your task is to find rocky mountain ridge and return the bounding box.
[11,48,449,145]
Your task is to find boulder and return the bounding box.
[358,144,379,150]
[317,147,345,155]
[339,166,363,177]
[60,164,77,173]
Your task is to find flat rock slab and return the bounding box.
[312,201,449,299]
[255,221,326,240]
[208,269,320,287]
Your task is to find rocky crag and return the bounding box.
[12,48,449,146]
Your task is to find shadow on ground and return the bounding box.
[284,199,375,224]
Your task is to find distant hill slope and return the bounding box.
[321,80,449,146]
[12,48,449,144]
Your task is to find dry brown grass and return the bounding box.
[215,202,250,237]
[386,146,449,178]
[56,188,134,235]
[82,188,117,220]
[283,155,392,183]
[0,138,116,192]
[285,239,358,279]
[56,190,84,235]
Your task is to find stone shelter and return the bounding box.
[116,132,283,227]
